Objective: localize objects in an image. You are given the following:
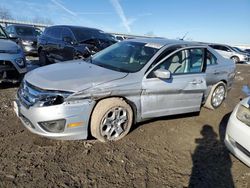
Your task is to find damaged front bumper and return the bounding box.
[14,87,96,140]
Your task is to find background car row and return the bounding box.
[0,25,26,83]
[1,23,250,83]
[209,44,250,64]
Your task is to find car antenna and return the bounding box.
[180,32,189,41]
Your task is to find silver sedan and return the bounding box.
[14,38,236,142]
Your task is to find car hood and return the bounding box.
[25,60,128,92]
[0,39,19,51]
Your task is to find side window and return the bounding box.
[154,48,204,75]
[48,27,62,39]
[147,46,182,72]
[206,50,217,65]
[61,28,73,39]
[45,28,52,37]
[210,45,219,50]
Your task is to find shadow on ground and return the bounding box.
[189,113,234,188]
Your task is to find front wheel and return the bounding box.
[90,98,133,142]
[204,82,227,110]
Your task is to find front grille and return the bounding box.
[235,142,250,157]
[0,60,14,69]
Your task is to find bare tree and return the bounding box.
[0,6,13,20]
[32,16,53,25]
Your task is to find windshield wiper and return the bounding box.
[94,63,128,73]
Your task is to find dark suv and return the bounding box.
[37,25,116,65]
[5,25,41,55]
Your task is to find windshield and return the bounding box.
[0,27,7,39]
[71,27,114,42]
[16,26,37,36]
[91,41,160,73]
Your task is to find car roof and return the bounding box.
[48,25,102,32]
[128,37,203,47]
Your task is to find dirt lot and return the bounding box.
[0,64,250,188]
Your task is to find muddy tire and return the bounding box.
[204,82,227,110]
[90,98,133,142]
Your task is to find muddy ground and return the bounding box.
[0,64,250,188]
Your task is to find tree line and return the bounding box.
[0,6,53,25]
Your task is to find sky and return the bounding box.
[1,0,250,45]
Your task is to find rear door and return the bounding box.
[141,47,207,119]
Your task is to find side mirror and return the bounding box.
[8,33,17,38]
[153,68,171,79]
[63,36,73,44]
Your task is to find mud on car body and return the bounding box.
[14,38,235,142]
[0,25,27,83]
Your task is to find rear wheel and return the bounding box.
[204,82,226,110]
[231,56,240,63]
[90,98,133,142]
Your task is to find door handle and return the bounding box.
[213,71,220,75]
[189,80,203,85]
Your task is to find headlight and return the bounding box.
[15,57,25,67]
[34,92,73,107]
[35,95,64,107]
[22,40,33,45]
[236,104,250,126]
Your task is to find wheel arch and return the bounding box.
[87,96,138,138]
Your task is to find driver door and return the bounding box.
[141,48,207,119]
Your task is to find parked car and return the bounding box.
[37,25,117,65]
[114,35,126,41]
[245,49,250,54]
[233,47,250,56]
[5,25,41,55]
[0,25,27,83]
[209,44,250,63]
[225,87,250,167]
[14,38,235,142]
